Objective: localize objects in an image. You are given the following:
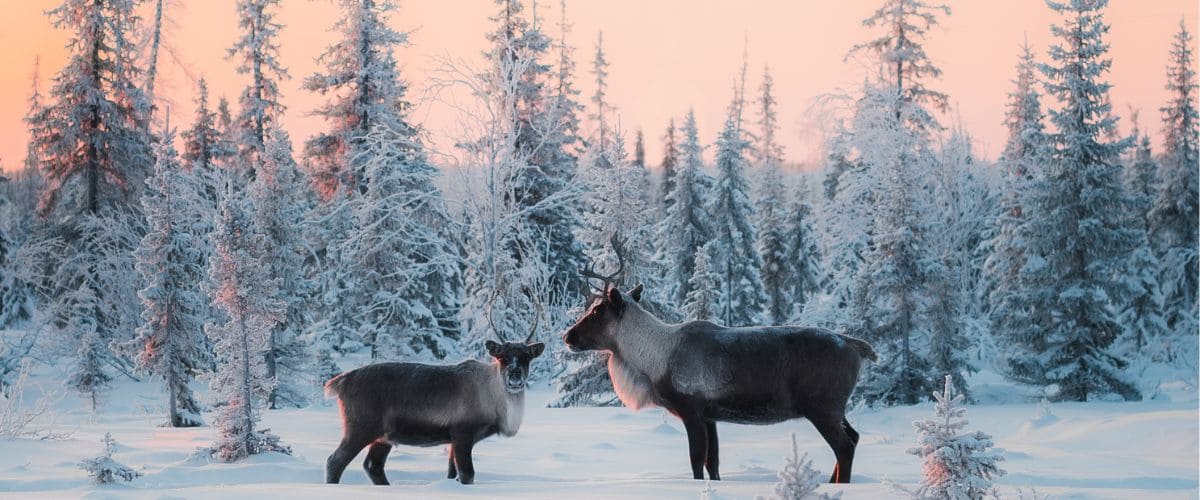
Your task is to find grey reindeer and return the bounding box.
[324,294,545,485]
[562,236,876,483]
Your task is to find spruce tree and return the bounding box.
[342,123,461,361]
[227,0,289,179]
[304,0,412,197]
[182,78,235,205]
[708,98,767,327]
[206,183,290,462]
[1149,19,1199,340]
[658,118,680,214]
[659,110,712,307]
[121,126,211,427]
[1009,0,1141,401]
[985,40,1047,349]
[783,180,821,320]
[33,0,152,215]
[250,129,312,408]
[754,66,792,324]
[684,241,721,322]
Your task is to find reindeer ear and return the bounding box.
[485,340,501,356]
[606,286,625,310]
[630,283,644,302]
[527,342,545,358]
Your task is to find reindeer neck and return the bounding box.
[612,303,680,380]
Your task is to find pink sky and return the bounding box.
[1,0,1196,174]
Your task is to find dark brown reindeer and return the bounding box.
[563,237,876,483]
[324,294,545,485]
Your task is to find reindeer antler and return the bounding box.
[522,286,542,343]
[578,234,627,297]
[485,289,510,342]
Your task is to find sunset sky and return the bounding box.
[0,0,1196,174]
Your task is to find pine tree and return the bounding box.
[754,66,792,324]
[120,126,211,427]
[182,78,234,204]
[250,129,312,408]
[1008,0,1141,402]
[304,0,412,197]
[32,0,152,215]
[709,97,767,327]
[1149,19,1199,340]
[590,31,610,150]
[485,0,585,307]
[904,375,1004,500]
[659,110,712,307]
[1119,135,1167,353]
[684,241,721,322]
[206,183,290,462]
[78,433,141,484]
[985,40,1047,349]
[765,434,841,500]
[227,0,289,179]
[658,118,680,214]
[848,0,951,117]
[783,180,821,319]
[844,83,952,406]
[65,285,110,415]
[342,123,461,361]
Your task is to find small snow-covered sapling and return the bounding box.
[903,375,1005,500]
[79,433,141,484]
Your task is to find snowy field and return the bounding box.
[0,360,1196,500]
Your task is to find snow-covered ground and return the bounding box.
[0,361,1196,499]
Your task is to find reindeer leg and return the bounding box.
[447,448,457,479]
[680,413,708,480]
[813,414,856,484]
[325,431,374,484]
[451,436,476,485]
[362,441,392,485]
[704,421,720,480]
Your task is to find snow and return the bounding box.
[1,362,1195,499]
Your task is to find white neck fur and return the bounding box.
[607,301,680,410]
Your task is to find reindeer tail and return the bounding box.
[323,371,349,400]
[839,334,878,363]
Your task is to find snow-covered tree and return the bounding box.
[32,0,152,215]
[659,118,680,214]
[119,126,211,427]
[1007,0,1141,402]
[227,0,289,179]
[1149,19,1199,341]
[342,123,461,361]
[684,241,722,322]
[249,129,312,408]
[590,30,611,150]
[985,40,1047,350]
[79,433,141,484]
[482,0,586,308]
[783,180,821,320]
[1118,135,1168,353]
[659,110,712,307]
[848,84,944,406]
[304,0,411,197]
[762,433,841,500]
[754,66,792,324]
[64,284,110,414]
[848,0,951,117]
[903,375,1004,500]
[708,97,767,327]
[182,78,235,204]
[206,183,290,462]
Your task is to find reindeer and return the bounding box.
[324,295,545,486]
[562,236,876,483]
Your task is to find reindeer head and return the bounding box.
[485,287,546,393]
[563,234,645,353]
[562,284,644,353]
[485,340,545,393]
